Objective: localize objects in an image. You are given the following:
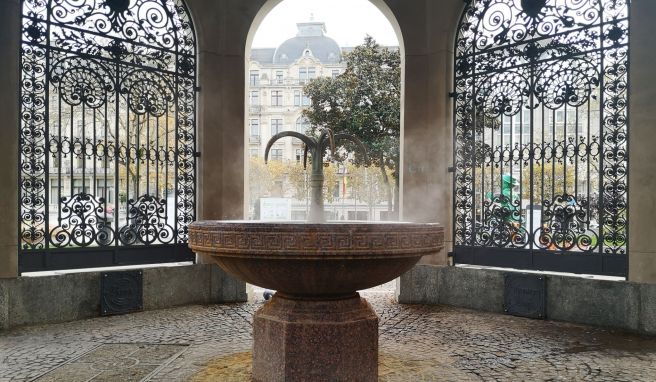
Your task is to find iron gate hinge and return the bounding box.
[194,151,201,158]
[195,86,202,92]
[449,91,457,98]
[447,166,455,173]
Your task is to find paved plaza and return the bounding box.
[1,288,656,381]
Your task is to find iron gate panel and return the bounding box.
[19,0,197,272]
[453,0,629,276]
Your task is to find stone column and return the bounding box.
[628,1,656,283]
[187,0,265,266]
[0,0,21,278]
[386,0,463,265]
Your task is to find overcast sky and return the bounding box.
[251,0,399,48]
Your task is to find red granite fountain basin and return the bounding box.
[188,220,444,381]
[188,221,444,298]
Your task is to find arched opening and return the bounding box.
[244,0,405,223]
[18,0,198,272]
[452,0,630,276]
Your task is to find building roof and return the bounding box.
[252,21,342,65]
[250,48,276,64]
[249,20,399,66]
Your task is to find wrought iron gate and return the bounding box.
[19,0,197,272]
[453,0,629,276]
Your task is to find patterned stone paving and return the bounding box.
[1,291,656,381]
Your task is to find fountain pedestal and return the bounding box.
[253,293,377,382]
[188,221,443,381]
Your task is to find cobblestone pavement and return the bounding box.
[2,291,656,381]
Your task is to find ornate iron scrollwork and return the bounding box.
[454,0,629,270]
[19,0,197,268]
[534,194,599,252]
[476,195,529,248]
[50,193,114,247]
[119,195,174,245]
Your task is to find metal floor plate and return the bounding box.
[34,343,188,382]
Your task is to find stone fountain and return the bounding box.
[189,128,443,382]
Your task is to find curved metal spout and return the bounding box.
[333,134,370,166]
[263,127,368,223]
[264,131,315,164]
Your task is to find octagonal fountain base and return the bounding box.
[189,221,443,382]
[253,293,378,382]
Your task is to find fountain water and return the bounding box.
[189,128,443,381]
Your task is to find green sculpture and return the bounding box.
[486,174,521,223]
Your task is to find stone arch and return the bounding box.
[244,0,406,219]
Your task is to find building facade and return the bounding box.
[247,21,345,161]
[246,21,392,221]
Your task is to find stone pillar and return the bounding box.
[0,0,21,278]
[189,0,260,223]
[386,0,463,265]
[628,1,656,283]
[187,0,264,267]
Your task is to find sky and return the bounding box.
[251,0,399,49]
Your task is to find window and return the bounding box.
[250,148,259,157]
[556,110,565,123]
[50,181,60,205]
[294,90,301,106]
[294,91,310,106]
[502,121,511,143]
[72,179,90,195]
[299,68,307,83]
[249,70,259,86]
[295,149,304,163]
[74,154,84,171]
[271,119,283,135]
[276,71,284,84]
[332,69,340,78]
[96,179,114,204]
[250,90,260,106]
[299,67,316,84]
[249,119,260,136]
[271,149,283,161]
[271,90,283,106]
[296,117,311,134]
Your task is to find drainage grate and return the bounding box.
[503,273,546,319]
[101,270,144,316]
